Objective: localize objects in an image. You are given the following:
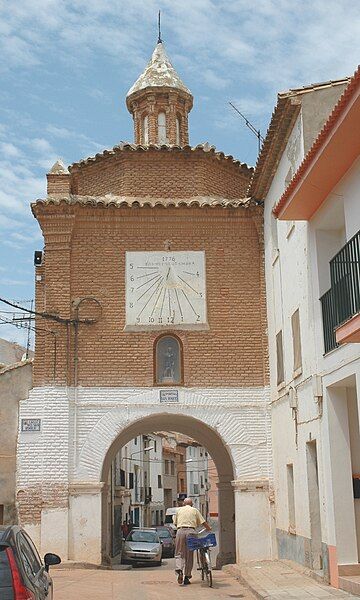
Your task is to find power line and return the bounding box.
[0,296,97,325]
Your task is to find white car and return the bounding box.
[122,528,162,566]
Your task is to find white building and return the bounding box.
[146,434,165,526]
[112,433,164,532]
[186,445,209,516]
[252,70,360,592]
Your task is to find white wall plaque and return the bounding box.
[21,418,41,432]
[159,390,179,403]
[125,251,208,331]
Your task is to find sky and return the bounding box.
[0,0,359,346]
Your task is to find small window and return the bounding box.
[171,461,175,476]
[176,117,181,144]
[158,475,162,488]
[129,472,134,489]
[155,335,182,385]
[157,112,167,144]
[120,469,126,487]
[154,440,157,453]
[276,330,284,386]
[134,437,137,445]
[142,115,149,145]
[291,309,302,373]
[165,460,170,475]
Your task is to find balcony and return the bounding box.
[320,230,360,353]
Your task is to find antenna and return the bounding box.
[158,10,162,44]
[229,101,264,154]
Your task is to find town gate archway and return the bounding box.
[100,412,236,567]
[66,388,272,566]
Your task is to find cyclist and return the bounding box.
[173,497,211,585]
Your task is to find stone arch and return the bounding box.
[72,389,271,566]
[77,390,256,483]
[98,410,236,566]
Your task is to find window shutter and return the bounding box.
[291,309,302,372]
[276,330,284,385]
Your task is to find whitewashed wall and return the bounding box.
[17,384,272,564]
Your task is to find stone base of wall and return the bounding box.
[276,528,330,583]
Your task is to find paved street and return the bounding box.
[52,558,255,599]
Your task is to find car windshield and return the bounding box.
[157,529,172,539]
[127,531,158,543]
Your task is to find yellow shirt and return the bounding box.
[173,505,205,529]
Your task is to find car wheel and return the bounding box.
[156,559,162,566]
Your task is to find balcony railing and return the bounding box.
[320,230,360,353]
[320,289,338,354]
[330,230,360,325]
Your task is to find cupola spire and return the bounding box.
[126,33,193,146]
[157,10,162,44]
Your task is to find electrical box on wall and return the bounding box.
[312,375,323,399]
[288,387,297,409]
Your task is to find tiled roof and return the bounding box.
[248,77,350,201]
[69,142,253,175]
[273,65,360,217]
[32,194,254,211]
[127,42,191,98]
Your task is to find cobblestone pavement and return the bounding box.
[225,561,360,600]
[52,558,255,600]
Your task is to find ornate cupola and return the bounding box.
[126,41,193,146]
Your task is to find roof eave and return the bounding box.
[275,69,360,221]
[248,97,301,201]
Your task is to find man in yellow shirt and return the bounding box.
[173,498,211,585]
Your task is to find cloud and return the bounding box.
[0,277,28,286]
[0,142,21,158]
[202,69,230,90]
[31,138,53,154]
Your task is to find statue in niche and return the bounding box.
[162,345,175,381]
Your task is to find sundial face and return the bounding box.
[124,251,208,331]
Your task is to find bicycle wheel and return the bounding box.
[206,569,213,588]
[204,550,213,588]
[199,550,205,580]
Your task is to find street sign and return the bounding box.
[21,418,41,432]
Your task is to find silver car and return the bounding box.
[122,528,163,566]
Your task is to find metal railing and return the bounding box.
[320,230,360,353]
[320,289,338,354]
[330,229,360,325]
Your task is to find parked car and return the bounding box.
[155,527,175,557]
[0,524,61,599]
[122,528,162,566]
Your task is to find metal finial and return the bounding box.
[158,10,162,44]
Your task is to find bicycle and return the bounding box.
[187,531,217,588]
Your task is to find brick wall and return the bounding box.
[33,203,267,388]
[69,148,251,199]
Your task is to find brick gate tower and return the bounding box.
[17,39,272,566]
